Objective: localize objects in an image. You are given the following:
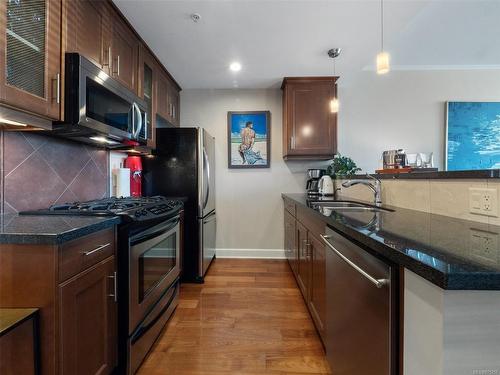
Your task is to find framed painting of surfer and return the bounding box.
[227,111,271,169]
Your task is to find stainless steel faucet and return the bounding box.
[341,174,382,206]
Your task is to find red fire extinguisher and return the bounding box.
[124,155,142,197]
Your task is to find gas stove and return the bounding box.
[21,196,184,222]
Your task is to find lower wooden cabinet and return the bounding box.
[0,227,117,375]
[0,309,39,375]
[284,210,297,276]
[60,256,117,375]
[308,233,326,338]
[296,221,310,300]
[283,198,327,343]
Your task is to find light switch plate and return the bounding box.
[469,187,498,217]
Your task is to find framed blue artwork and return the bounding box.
[227,111,271,169]
[446,102,500,171]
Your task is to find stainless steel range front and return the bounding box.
[126,214,181,374]
[21,196,184,374]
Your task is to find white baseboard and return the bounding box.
[216,248,286,259]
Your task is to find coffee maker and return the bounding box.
[306,169,326,195]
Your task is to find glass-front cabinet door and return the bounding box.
[0,0,61,120]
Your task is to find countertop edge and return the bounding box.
[0,216,121,245]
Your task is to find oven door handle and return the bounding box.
[130,281,179,344]
[130,215,180,245]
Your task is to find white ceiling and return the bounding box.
[113,0,500,89]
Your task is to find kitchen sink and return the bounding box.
[309,200,394,212]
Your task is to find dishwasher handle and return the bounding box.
[320,234,389,288]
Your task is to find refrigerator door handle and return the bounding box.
[202,148,210,210]
[203,212,216,224]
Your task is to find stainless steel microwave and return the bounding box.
[52,53,147,148]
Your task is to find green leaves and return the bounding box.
[326,154,361,178]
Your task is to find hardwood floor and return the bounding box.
[137,258,331,375]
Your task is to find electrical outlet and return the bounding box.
[470,229,499,264]
[469,188,498,217]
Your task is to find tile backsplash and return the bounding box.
[0,130,109,214]
[336,177,500,225]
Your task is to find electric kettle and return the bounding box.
[318,175,334,196]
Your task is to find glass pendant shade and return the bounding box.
[330,97,339,113]
[376,51,390,74]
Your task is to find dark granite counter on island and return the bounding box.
[0,214,121,245]
[283,193,500,290]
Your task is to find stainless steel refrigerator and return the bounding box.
[143,127,216,282]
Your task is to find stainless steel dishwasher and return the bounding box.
[321,227,398,375]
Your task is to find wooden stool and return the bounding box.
[0,308,40,375]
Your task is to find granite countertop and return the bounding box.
[0,214,121,245]
[283,193,500,290]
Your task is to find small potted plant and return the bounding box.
[326,154,361,179]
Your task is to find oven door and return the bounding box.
[129,215,180,333]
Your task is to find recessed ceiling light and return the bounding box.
[229,62,242,72]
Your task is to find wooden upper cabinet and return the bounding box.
[281,77,338,160]
[1,0,181,130]
[156,70,180,127]
[0,0,61,120]
[109,11,139,93]
[168,84,180,127]
[64,0,108,71]
[138,45,157,147]
[156,70,170,121]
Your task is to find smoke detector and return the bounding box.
[190,13,201,23]
[328,48,342,59]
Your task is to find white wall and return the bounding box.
[180,71,500,252]
[338,70,500,172]
[180,89,326,253]
[404,269,500,375]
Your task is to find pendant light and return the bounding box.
[376,0,390,74]
[328,48,341,113]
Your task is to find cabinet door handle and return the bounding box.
[103,46,112,68]
[320,234,389,288]
[83,242,111,256]
[52,73,60,104]
[108,271,117,302]
[290,136,295,149]
[112,55,120,76]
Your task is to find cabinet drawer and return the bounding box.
[59,228,115,282]
[284,199,296,216]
